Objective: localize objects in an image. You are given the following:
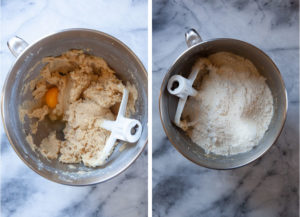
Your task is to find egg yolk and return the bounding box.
[45,87,58,108]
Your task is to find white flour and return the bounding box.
[180,52,274,156]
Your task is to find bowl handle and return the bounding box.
[185,29,202,48]
[7,36,29,57]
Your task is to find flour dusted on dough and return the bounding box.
[22,50,137,167]
[180,52,273,156]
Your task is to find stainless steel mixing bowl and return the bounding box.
[2,29,148,185]
[159,29,287,169]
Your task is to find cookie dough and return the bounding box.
[21,50,137,167]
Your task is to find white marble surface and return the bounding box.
[152,1,299,217]
[1,1,147,217]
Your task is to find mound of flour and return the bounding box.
[180,52,274,156]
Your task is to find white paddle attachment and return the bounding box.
[93,88,142,166]
[167,65,200,126]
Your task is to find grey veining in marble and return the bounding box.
[152,0,299,217]
[1,1,147,217]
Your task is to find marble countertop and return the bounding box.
[152,1,299,217]
[1,1,147,217]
